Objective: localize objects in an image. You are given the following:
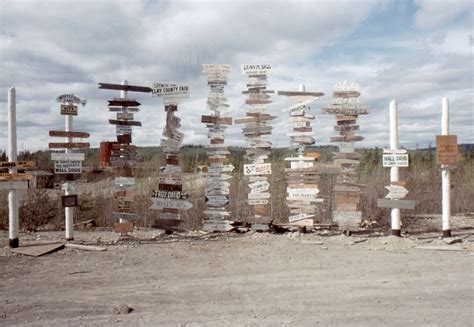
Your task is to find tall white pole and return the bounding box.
[441,97,451,237]
[8,87,19,248]
[389,100,401,236]
[64,108,74,240]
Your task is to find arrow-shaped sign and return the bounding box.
[385,185,409,199]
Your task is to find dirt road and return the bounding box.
[1,230,473,326]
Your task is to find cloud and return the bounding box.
[414,0,473,29]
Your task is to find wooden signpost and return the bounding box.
[200,65,235,232]
[49,93,88,241]
[278,84,324,228]
[99,80,149,234]
[236,64,275,228]
[377,100,415,236]
[322,81,368,232]
[150,81,192,231]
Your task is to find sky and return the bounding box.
[0,0,472,152]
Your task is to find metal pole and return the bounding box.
[389,100,401,236]
[64,109,74,240]
[441,97,451,237]
[8,87,19,248]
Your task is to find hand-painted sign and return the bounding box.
[243,163,272,175]
[0,161,36,169]
[0,181,29,190]
[377,199,416,210]
[385,185,409,199]
[151,83,190,97]
[60,104,78,116]
[54,161,82,174]
[49,130,90,138]
[241,64,272,74]
[382,154,409,167]
[149,197,193,210]
[48,142,90,149]
[115,177,135,186]
[0,173,33,181]
[56,94,87,106]
[152,190,188,200]
[436,135,461,165]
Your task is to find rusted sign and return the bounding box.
[114,222,134,233]
[60,104,78,116]
[49,142,90,149]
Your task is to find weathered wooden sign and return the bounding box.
[0,173,33,181]
[99,82,152,93]
[0,161,36,169]
[61,195,78,207]
[56,94,87,105]
[49,130,90,138]
[114,222,134,233]
[48,142,90,149]
[115,177,135,186]
[436,135,461,165]
[109,119,142,126]
[385,185,409,199]
[0,181,29,190]
[150,197,192,210]
[54,161,82,174]
[377,199,416,210]
[244,163,272,175]
[60,104,78,116]
[108,99,141,107]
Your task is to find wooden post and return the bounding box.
[8,87,19,248]
[389,100,401,236]
[441,97,451,237]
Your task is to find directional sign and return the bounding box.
[0,161,36,169]
[377,199,416,210]
[98,83,152,93]
[201,173,232,180]
[117,112,134,120]
[152,190,188,200]
[115,177,135,186]
[201,115,232,125]
[383,154,409,167]
[241,64,272,75]
[203,210,230,217]
[249,180,270,193]
[111,212,138,220]
[289,213,315,223]
[60,104,78,116]
[108,99,141,107]
[383,148,407,154]
[49,130,90,138]
[54,161,82,174]
[321,107,368,115]
[202,220,234,232]
[248,199,269,205]
[0,181,29,190]
[48,142,90,149]
[0,173,33,181]
[385,185,409,199]
[278,91,324,97]
[149,197,193,210]
[109,119,142,126]
[248,192,270,200]
[243,163,272,175]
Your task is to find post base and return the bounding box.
[65,238,74,241]
[442,230,452,238]
[9,238,19,248]
[391,229,401,237]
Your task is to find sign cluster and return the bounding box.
[200,64,235,232]
[150,82,193,229]
[278,86,324,226]
[99,82,147,233]
[236,64,275,227]
[49,94,89,208]
[321,81,368,230]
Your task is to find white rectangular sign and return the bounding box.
[248,192,270,200]
[0,181,29,190]
[51,152,85,161]
[289,213,315,223]
[116,125,132,135]
[383,154,409,167]
[249,180,270,193]
[248,199,269,205]
[149,197,192,210]
[115,177,135,186]
[54,161,82,174]
[243,163,272,175]
[151,83,190,97]
[241,63,272,75]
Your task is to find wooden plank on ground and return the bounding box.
[10,242,65,257]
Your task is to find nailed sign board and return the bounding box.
[115,177,135,186]
[436,135,460,165]
[0,161,36,169]
[241,64,272,75]
[289,213,315,223]
[377,198,416,210]
[332,210,362,228]
[117,125,133,135]
[56,94,86,105]
[0,173,33,181]
[111,212,138,220]
[109,119,142,126]
[152,190,188,200]
[0,181,29,190]
[149,197,193,210]
[54,161,82,174]
[49,142,90,149]
[151,83,189,97]
[60,104,78,116]
[49,130,90,138]
[385,185,409,199]
[114,222,134,233]
[243,163,272,175]
[382,154,409,167]
[62,194,78,207]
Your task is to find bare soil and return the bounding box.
[1,228,473,327]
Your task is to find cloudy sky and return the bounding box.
[0,0,472,152]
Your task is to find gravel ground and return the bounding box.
[1,228,473,326]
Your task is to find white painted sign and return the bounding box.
[382,154,409,167]
[385,185,409,199]
[151,83,189,97]
[383,148,407,154]
[241,63,272,74]
[289,213,315,223]
[243,163,272,175]
[51,152,85,161]
[206,195,228,202]
[201,173,232,180]
[0,181,29,190]
[56,94,87,106]
[248,192,270,200]
[115,177,135,186]
[203,210,230,217]
[116,125,132,135]
[54,161,82,174]
[248,199,269,205]
[249,180,270,193]
[290,161,314,169]
[149,197,193,210]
